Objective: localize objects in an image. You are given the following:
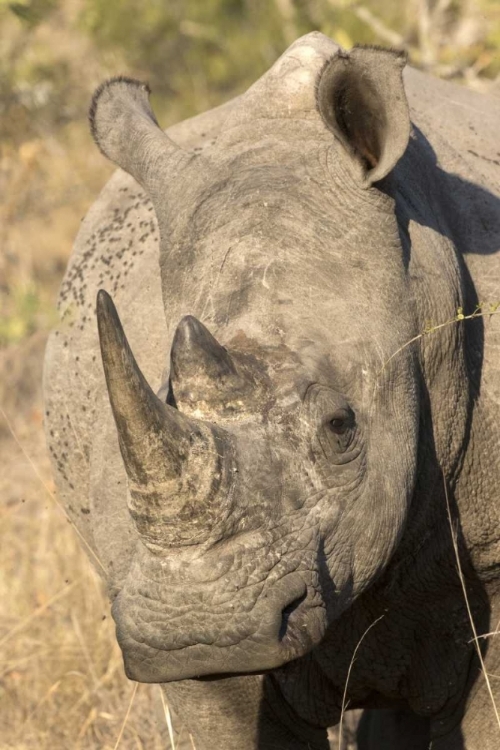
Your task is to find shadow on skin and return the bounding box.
[253,127,496,749]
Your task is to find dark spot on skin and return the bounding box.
[81,507,91,514]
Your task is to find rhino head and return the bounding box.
[90,34,419,683]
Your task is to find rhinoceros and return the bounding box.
[43,32,500,750]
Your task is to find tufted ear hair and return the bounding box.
[89,77,192,195]
[316,45,410,187]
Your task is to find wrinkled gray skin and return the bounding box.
[43,33,500,750]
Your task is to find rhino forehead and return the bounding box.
[162,182,413,361]
[221,32,340,130]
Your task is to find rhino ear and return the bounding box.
[89,77,189,192]
[316,46,410,187]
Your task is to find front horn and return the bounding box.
[96,290,235,548]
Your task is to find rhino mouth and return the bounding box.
[112,573,324,683]
[279,590,308,641]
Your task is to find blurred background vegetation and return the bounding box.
[0,0,499,348]
[0,3,499,748]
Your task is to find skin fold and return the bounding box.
[44,33,500,749]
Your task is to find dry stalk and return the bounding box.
[338,615,384,750]
[113,680,139,750]
[470,631,500,642]
[159,687,177,750]
[380,305,500,377]
[443,473,500,732]
[18,678,62,734]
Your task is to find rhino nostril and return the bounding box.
[279,591,307,641]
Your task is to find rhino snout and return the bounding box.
[111,573,324,682]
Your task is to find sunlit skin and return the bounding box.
[44,33,500,750]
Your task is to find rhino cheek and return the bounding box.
[347,394,418,587]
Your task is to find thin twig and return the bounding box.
[113,681,139,750]
[351,4,405,47]
[379,307,500,377]
[469,631,500,642]
[338,615,384,750]
[443,473,500,731]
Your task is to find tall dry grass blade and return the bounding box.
[159,687,177,750]
[189,733,197,750]
[18,678,62,733]
[71,609,100,688]
[68,640,122,715]
[113,680,139,750]
[0,404,106,573]
[0,578,81,648]
[338,615,384,750]
[78,706,98,739]
[443,473,500,732]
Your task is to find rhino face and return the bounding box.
[92,33,419,682]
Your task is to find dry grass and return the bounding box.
[0,335,187,749]
[443,474,500,735]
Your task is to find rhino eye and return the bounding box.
[305,385,361,465]
[328,416,348,434]
[321,407,359,462]
[326,407,354,435]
